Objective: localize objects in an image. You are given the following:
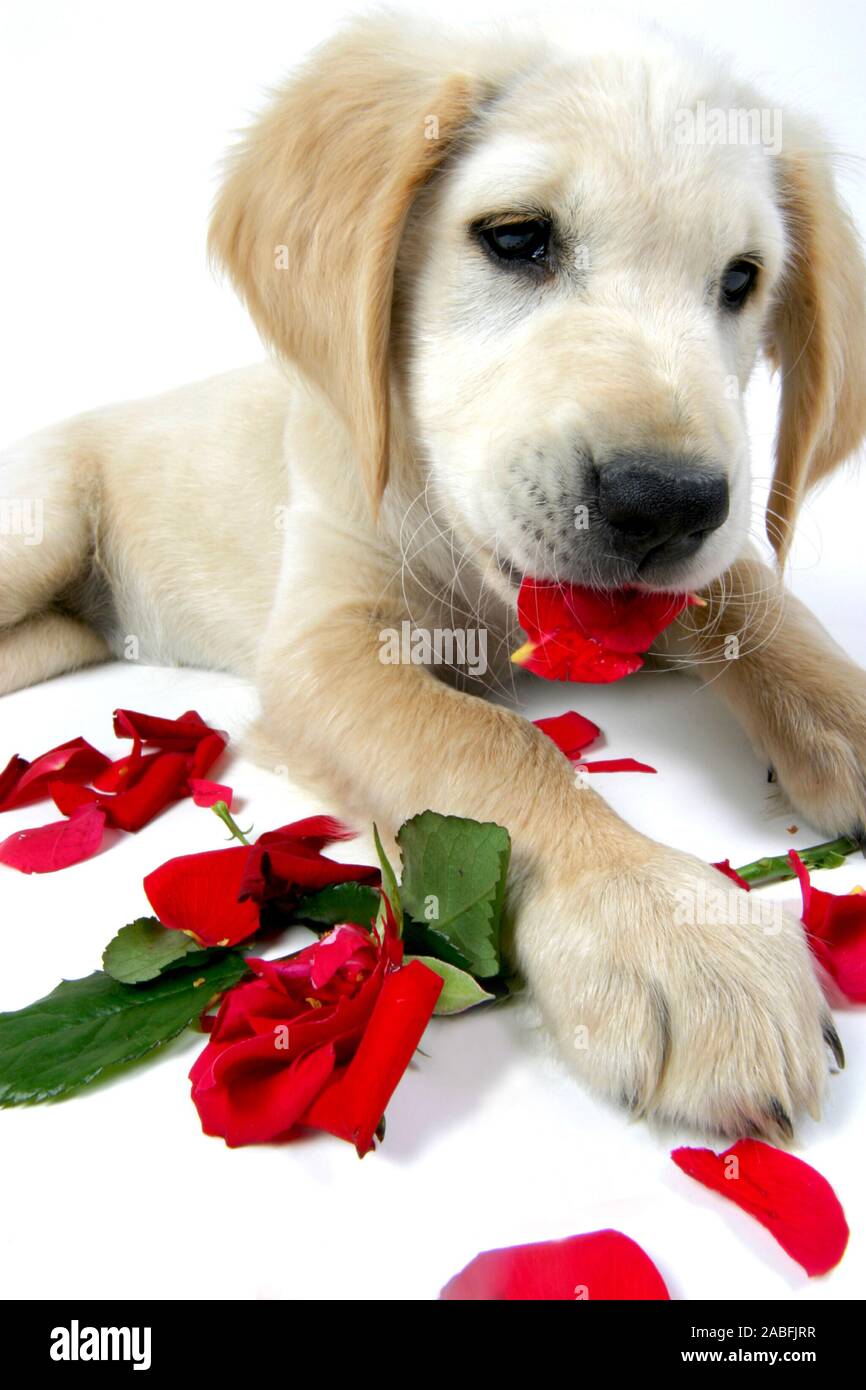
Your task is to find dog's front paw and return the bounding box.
[757,655,866,843]
[516,844,838,1140]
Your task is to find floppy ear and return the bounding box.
[209,18,484,511]
[764,139,866,559]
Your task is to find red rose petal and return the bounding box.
[579,758,657,774]
[790,851,866,1002]
[238,817,378,904]
[112,708,225,751]
[194,1036,338,1148]
[0,804,106,874]
[91,740,145,793]
[0,738,111,811]
[513,630,644,683]
[712,859,751,892]
[188,731,228,780]
[440,1229,670,1300]
[190,779,233,809]
[0,755,28,807]
[672,1139,849,1276]
[144,844,259,946]
[533,710,601,759]
[303,959,443,1156]
[514,578,696,683]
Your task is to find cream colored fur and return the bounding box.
[2,12,864,1140]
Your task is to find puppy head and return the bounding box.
[210,15,866,594]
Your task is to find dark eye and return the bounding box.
[480,218,551,264]
[719,259,759,309]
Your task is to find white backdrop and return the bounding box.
[1,0,865,1301]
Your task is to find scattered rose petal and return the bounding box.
[145,815,378,948]
[112,708,227,753]
[0,739,111,812]
[238,816,379,904]
[0,804,106,874]
[712,859,751,891]
[790,851,866,1002]
[579,758,657,774]
[144,845,259,947]
[440,1229,670,1300]
[672,1139,849,1276]
[190,779,234,809]
[533,710,601,759]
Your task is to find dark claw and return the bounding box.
[767,764,776,784]
[823,1019,846,1071]
[767,1097,794,1141]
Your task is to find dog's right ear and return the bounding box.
[209,17,485,513]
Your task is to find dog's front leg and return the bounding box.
[676,554,866,843]
[253,555,833,1140]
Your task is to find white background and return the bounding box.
[1,0,865,1301]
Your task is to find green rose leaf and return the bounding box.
[292,882,380,930]
[0,952,249,1105]
[397,812,511,978]
[102,916,201,984]
[401,918,472,972]
[373,822,403,936]
[406,957,496,1015]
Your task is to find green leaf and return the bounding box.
[402,918,472,971]
[0,953,249,1105]
[102,917,200,984]
[292,882,380,930]
[373,823,403,935]
[397,812,511,978]
[406,957,496,1014]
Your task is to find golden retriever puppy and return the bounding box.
[1,12,863,1140]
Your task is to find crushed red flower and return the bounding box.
[190,916,442,1153]
[513,578,699,683]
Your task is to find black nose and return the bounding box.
[597,454,729,564]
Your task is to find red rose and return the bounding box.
[190,915,442,1153]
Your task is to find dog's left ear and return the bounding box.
[209,17,488,514]
[765,137,866,559]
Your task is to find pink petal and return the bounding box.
[0,804,106,874]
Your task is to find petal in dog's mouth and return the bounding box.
[511,576,704,683]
